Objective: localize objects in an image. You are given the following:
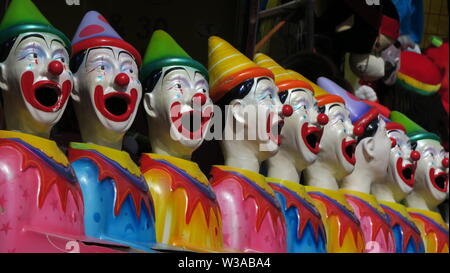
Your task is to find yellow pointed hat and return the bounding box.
[286,70,345,107]
[208,36,274,102]
[254,53,313,93]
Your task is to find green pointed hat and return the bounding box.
[390,111,441,143]
[0,0,71,53]
[141,30,208,81]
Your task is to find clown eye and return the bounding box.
[33,53,38,58]
[202,88,207,93]
[176,83,182,88]
[101,65,106,70]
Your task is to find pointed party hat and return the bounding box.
[389,111,440,142]
[317,77,376,123]
[254,53,313,93]
[208,36,273,102]
[0,0,70,52]
[72,11,141,65]
[141,30,207,81]
[287,70,329,97]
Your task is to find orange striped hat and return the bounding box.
[253,53,313,93]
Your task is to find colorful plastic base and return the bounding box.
[341,190,396,253]
[210,166,286,253]
[306,186,365,253]
[408,208,449,253]
[68,143,156,253]
[267,178,326,253]
[140,154,223,253]
[380,201,425,253]
[0,132,121,253]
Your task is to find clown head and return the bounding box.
[0,0,73,137]
[384,112,423,200]
[208,37,292,161]
[141,30,213,158]
[403,119,449,208]
[319,77,393,186]
[70,11,142,146]
[314,94,356,179]
[254,53,328,169]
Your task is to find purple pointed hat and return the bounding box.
[71,11,141,65]
[317,77,380,137]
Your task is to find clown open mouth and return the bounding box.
[267,113,284,145]
[94,86,138,122]
[21,71,71,112]
[396,158,414,187]
[170,102,212,140]
[301,123,323,154]
[341,138,357,165]
[430,168,448,192]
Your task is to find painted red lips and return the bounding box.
[170,102,213,140]
[342,138,357,165]
[301,123,323,154]
[430,168,448,192]
[94,85,138,122]
[21,71,72,112]
[396,158,415,187]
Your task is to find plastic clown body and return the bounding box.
[207,37,292,253]
[372,113,425,253]
[68,11,156,252]
[139,30,222,252]
[301,79,364,253]
[401,119,449,253]
[0,0,119,253]
[319,77,396,253]
[254,54,327,253]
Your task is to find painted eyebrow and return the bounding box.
[85,47,115,68]
[329,103,342,110]
[290,88,307,94]
[119,50,134,60]
[256,77,271,84]
[86,47,115,60]
[16,34,48,52]
[50,39,65,48]
[163,67,188,78]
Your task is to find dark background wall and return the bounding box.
[1,0,241,65]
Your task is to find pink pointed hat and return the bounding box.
[71,11,141,65]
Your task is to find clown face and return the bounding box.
[72,46,141,133]
[320,103,356,176]
[0,32,73,127]
[414,139,449,204]
[230,76,287,154]
[386,129,416,197]
[280,88,323,164]
[144,65,213,152]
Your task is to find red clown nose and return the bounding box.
[48,61,64,76]
[390,137,397,148]
[443,158,449,168]
[353,126,364,137]
[192,93,207,106]
[410,151,421,162]
[282,104,293,117]
[317,113,329,125]
[115,73,130,87]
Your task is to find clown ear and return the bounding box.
[143,92,157,118]
[0,63,8,91]
[360,137,376,162]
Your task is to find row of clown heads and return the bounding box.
[0,0,448,253]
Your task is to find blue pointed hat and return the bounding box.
[71,11,141,65]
